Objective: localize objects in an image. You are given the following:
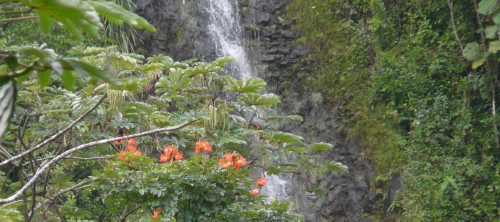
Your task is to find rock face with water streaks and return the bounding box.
[134,0,376,221]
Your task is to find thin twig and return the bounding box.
[0,94,107,167]
[0,120,196,204]
[0,16,36,22]
[0,8,33,15]
[447,0,465,58]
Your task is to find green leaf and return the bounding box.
[266,132,303,144]
[310,142,333,151]
[36,70,51,88]
[27,0,103,40]
[478,0,498,15]
[239,93,280,107]
[0,78,15,142]
[61,70,75,91]
[68,60,120,86]
[88,1,156,32]
[484,25,499,39]
[493,12,500,24]
[464,42,481,61]
[472,53,488,69]
[225,77,266,94]
[3,54,18,72]
[488,40,500,53]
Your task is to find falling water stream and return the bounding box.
[204,0,290,202]
[206,0,252,80]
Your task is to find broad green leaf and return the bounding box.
[239,93,280,107]
[214,56,235,66]
[464,42,481,61]
[225,77,266,93]
[36,70,51,87]
[493,12,500,23]
[478,0,498,15]
[310,142,333,151]
[323,161,348,173]
[0,78,15,142]
[69,59,120,86]
[472,53,488,69]
[61,70,75,91]
[266,132,303,144]
[488,40,500,53]
[262,115,303,122]
[89,1,156,32]
[484,25,499,39]
[27,0,103,41]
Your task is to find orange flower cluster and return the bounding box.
[117,137,142,162]
[152,208,161,219]
[159,145,184,163]
[218,153,247,170]
[195,140,212,155]
[250,177,267,196]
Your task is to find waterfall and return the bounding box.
[206,0,252,80]
[205,0,290,203]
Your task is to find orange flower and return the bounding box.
[250,188,259,196]
[164,145,174,156]
[113,140,122,146]
[174,152,184,160]
[224,153,235,162]
[118,150,127,160]
[195,141,202,155]
[256,177,267,187]
[128,138,137,147]
[201,140,212,153]
[133,150,142,156]
[195,140,212,154]
[159,154,168,163]
[218,159,233,168]
[126,146,137,152]
[234,156,247,170]
[153,207,161,219]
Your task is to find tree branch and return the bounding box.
[0,94,107,167]
[0,120,196,204]
[0,16,36,22]
[446,0,465,58]
[0,8,33,15]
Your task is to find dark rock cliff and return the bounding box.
[134,0,375,221]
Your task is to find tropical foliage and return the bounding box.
[286,0,500,220]
[0,0,346,221]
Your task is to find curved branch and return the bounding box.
[0,94,107,167]
[0,120,196,204]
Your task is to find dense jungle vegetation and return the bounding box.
[0,0,347,221]
[286,0,500,220]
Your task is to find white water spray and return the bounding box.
[206,0,252,79]
[260,174,289,203]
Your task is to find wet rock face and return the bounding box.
[134,0,217,61]
[134,0,376,221]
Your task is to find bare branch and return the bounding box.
[0,94,107,167]
[0,16,36,22]
[0,8,33,15]
[447,0,465,58]
[0,120,196,204]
